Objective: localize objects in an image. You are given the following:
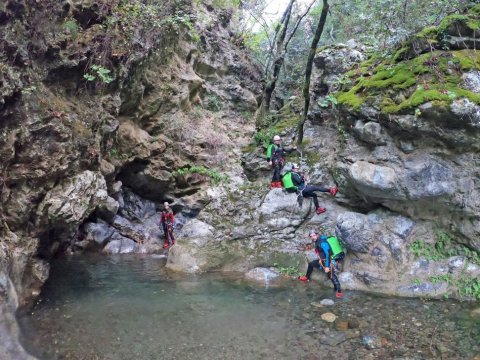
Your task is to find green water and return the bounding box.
[18,255,479,359]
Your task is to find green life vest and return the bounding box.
[282,171,295,190]
[326,236,343,257]
[267,144,277,159]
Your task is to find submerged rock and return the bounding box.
[321,312,337,322]
[244,268,281,284]
[320,299,335,306]
[361,334,382,349]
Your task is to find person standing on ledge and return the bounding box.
[282,163,338,214]
[299,230,344,298]
[266,135,295,189]
[160,202,175,249]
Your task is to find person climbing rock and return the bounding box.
[298,230,343,298]
[282,163,338,214]
[266,135,294,188]
[160,201,175,249]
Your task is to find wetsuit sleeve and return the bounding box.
[170,212,175,224]
[321,242,331,267]
[292,173,304,187]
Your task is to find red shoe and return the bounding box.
[335,291,344,298]
[270,182,276,189]
[330,187,338,196]
[316,207,326,214]
[298,275,309,282]
[276,181,283,188]
[163,243,170,249]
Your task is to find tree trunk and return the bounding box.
[255,0,295,128]
[296,0,329,147]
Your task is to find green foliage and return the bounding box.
[63,18,80,39]
[160,11,200,42]
[273,262,303,277]
[428,274,480,300]
[319,94,338,108]
[205,95,223,112]
[193,0,240,9]
[84,64,115,84]
[21,85,37,95]
[108,147,128,160]
[412,278,422,286]
[254,128,276,147]
[409,231,479,264]
[175,166,230,184]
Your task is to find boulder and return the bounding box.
[37,171,108,227]
[348,161,400,199]
[96,196,119,223]
[103,233,138,254]
[112,215,150,244]
[354,121,390,145]
[82,222,115,247]
[120,188,156,221]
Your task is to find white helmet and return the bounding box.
[273,135,281,141]
[292,163,300,169]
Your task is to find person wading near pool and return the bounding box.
[266,135,294,189]
[282,163,338,214]
[160,202,175,249]
[299,230,344,298]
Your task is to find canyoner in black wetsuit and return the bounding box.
[282,163,338,214]
[266,135,285,188]
[298,230,344,298]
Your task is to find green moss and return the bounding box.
[338,47,480,114]
[472,4,480,16]
[451,49,480,69]
[416,26,438,39]
[241,143,257,154]
[392,47,408,62]
[272,116,300,133]
[337,87,365,109]
[383,85,480,113]
[437,12,480,32]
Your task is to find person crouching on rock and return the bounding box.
[282,163,338,214]
[160,202,175,249]
[299,230,343,298]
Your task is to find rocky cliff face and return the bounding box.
[0,2,261,351]
[169,8,480,300]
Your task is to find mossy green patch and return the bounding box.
[336,47,480,114]
[337,87,364,109]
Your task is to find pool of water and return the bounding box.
[18,255,479,360]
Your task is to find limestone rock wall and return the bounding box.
[0,0,261,315]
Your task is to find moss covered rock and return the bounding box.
[336,7,480,123]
